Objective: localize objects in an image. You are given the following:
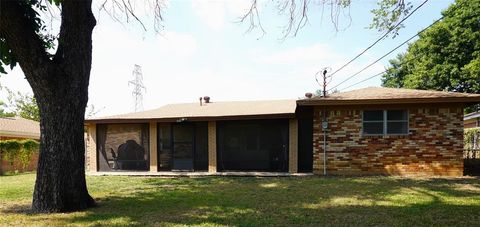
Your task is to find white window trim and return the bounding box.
[362,110,409,136]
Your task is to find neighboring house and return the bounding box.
[464,111,480,129]
[84,87,480,176]
[0,117,40,173]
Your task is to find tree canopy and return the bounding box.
[3,88,40,121]
[382,0,480,96]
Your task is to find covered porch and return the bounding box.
[84,99,311,174]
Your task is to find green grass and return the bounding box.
[1,174,480,226]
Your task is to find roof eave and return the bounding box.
[0,130,40,139]
[297,97,480,106]
[84,113,296,124]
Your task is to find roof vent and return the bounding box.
[305,92,313,99]
[203,96,211,103]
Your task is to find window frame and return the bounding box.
[362,110,409,136]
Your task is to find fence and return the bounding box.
[464,148,480,159]
[464,149,480,176]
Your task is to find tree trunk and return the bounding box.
[0,0,97,213]
[30,0,97,212]
[32,85,95,212]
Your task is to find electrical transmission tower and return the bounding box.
[128,64,146,112]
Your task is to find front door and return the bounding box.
[172,124,194,170]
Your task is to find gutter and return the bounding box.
[0,131,40,140]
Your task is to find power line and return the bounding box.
[328,15,444,92]
[338,70,388,91]
[337,49,425,92]
[328,0,429,78]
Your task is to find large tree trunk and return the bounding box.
[0,0,97,212]
[31,1,97,213]
[32,86,95,212]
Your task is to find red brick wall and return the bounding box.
[0,137,39,174]
[313,105,464,176]
[464,118,479,129]
[1,152,38,173]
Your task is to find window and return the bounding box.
[363,110,384,135]
[363,110,408,135]
[386,110,408,134]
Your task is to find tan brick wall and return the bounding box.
[289,119,298,173]
[86,124,97,172]
[104,124,142,154]
[313,105,464,176]
[208,121,217,173]
[149,122,158,172]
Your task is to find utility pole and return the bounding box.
[323,69,328,97]
[128,64,146,112]
[317,67,331,176]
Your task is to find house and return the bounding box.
[84,87,480,176]
[0,117,40,173]
[464,111,480,129]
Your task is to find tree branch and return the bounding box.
[0,0,53,92]
[98,0,165,33]
[241,0,350,39]
[54,0,96,91]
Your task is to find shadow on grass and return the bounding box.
[2,176,480,226]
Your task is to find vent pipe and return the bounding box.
[204,96,211,103]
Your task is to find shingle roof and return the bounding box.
[0,117,40,139]
[298,87,480,105]
[86,99,297,123]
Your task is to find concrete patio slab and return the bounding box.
[86,171,314,177]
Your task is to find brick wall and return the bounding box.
[101,124,146,161]
[313,105,464,176]
[1,152,38,173]
[464,118,479,129]
[0,137,39,174]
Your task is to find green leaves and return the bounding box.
[370,0,414,37]
[3,87,40,122]
[382,0,480,98]
[0,0,57,74]
[0,40,17,74]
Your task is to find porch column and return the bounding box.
[208,121,217,173]
[149,121,158,172]
[289,119,298,173]
[86,123,97,172]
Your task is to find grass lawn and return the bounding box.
[1,174,480,226]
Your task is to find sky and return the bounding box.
[0,0,454,117]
